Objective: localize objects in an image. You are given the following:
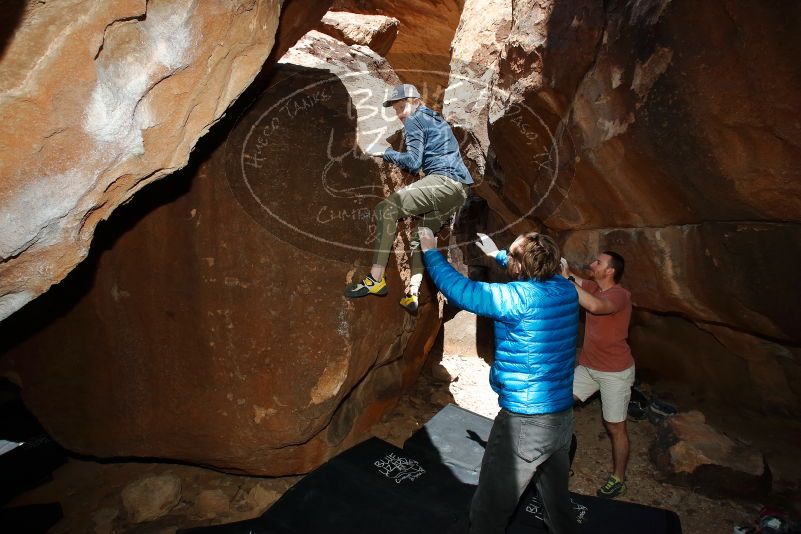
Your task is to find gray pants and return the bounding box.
[372,174,468,278]
[469,408,577,534]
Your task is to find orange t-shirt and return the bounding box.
[578,280,634,372]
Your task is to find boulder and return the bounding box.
[443,310,478,358]
[192,489,230,520]
[316,11,399,56]
[443,0,604,254]
[92,507,119,534]
[121,474,181,524]
[564,223,801,414]
[444,0,538,236]
[650,411,770,499]
[0,0,333,322]
[0,30,441,475]
[561,223,801,344]
[332,0,465,105]
[550,1,801,230]
[629,311,801,415]
[243,484,281,515]
[440,0,801,413]
[430,361,458,383]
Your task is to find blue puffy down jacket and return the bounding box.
[423,249,579,414]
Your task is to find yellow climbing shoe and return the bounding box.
[399,293,419,315]
[344,274,388,298]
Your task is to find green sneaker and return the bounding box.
[344,274,388,298]
[399,293,419,315]
[597,474,626,499]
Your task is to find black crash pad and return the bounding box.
[0,502,63,534]
[405,404,681,534]
[0,379,66,505]
[179,437,473,534]
[508,489,683,534]
[179,404,681,533]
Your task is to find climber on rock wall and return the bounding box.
[562,252,634,499]
[344,83,474,315]
[421,227,579,534]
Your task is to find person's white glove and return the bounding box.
[419,227,437,252]
[475,232,499,258]
[560,257,570,278]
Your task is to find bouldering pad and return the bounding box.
[179,437,473,533]
[179,404,681,533]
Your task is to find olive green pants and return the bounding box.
[372,174,468,279]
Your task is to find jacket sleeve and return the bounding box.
[495,250,509,268]
[383,116,424,173]
[423,249,524,322]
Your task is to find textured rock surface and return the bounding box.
[443,0,603,253]
[553,1,801,230]
[444,0,536,236]
[332,0,465,107]
[192,489,231,520]
[0,31,441,475]
[629,311,801,414]
[279,30,404,160]
[316,11,399,56]
[2,0,799,483]
[121,474,181,523]
[444,0,801,413]
[0,0,332,322]
[443,310,479,357]
[444,0,512,165]
[267,0,335,65]
[562,223,801,343]
[244,484,281,515]
[650,411,770,499]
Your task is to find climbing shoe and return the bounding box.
[399,293,419,315]
[344,274,388,298]
[597,474,626,499]
[647,398,677,424]
[628,387,650,421]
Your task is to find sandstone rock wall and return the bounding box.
[332,0,465,108]
[445,0,801,413]
[650,411,770,499]
[556,0,801,413]
[0,31,441,474]
[0,0,331,322]
[2,0,799,476]
[316,11,399,56]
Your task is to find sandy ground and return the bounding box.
[8,349,798,533]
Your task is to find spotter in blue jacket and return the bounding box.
[423,249,579,415]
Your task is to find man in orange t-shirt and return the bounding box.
[562,251,633,499]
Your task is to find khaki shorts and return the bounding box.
[573,364,635,423]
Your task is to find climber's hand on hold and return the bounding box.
[365,142,389,158]
[475,232,499,258]
[419,227,437,252]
